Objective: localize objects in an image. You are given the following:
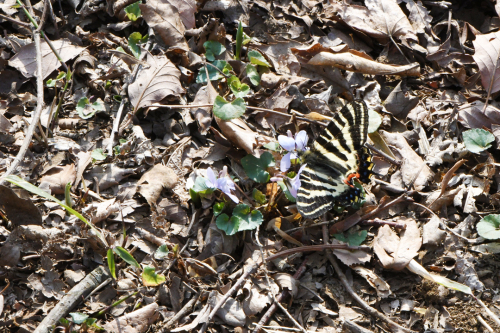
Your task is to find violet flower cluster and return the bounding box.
[205,166,239,203]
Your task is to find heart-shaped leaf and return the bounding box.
[246,64,260,86]
[477,214,500,240]
[204,41,226,62]
[142,266,166,286]
[216,204,263,235]
[196,60,233,83]
[124,1,142,21]
[241,152,275,183]
[228,75,250,98]
[213,95,246,120]
[463,128,495,154]
[248,50,271,67]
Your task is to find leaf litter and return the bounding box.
[2,1,500,333]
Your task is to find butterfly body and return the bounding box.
[296,101,374,219]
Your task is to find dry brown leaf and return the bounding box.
[422,215,446,246]
[273,273,298,297]
[103,302,159,333]
[137,164,178,206]
[215,117,273,155]
[190,82,217,135]
[384,81,420,118]
[8,39,85,79]
[330,0,417,44]
[458,100,500,130]
[86,164,136,191]
[401,0,432,33]
[0,185,42,226]
[140,0,188,50]
[332,239,372,267]
[128,53,185,111]
[472,31,500,95]
[208,291,246,327]
[373,217,421,270]
[164,0,196,29]
[380,130,433,191]
[307,51,420,76]
[352,265,392,298]
[39,164,77,195]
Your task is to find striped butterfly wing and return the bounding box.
[296,101,373,219]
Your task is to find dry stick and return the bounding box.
[34,266,111,333]
[143,104,328,126]
[0,13,32,28]
[473,296,500,328]
[108,27,153,155]
[0,28,44,186]
[254,227,307,333]
[343,320,375,333]
[198,263,258,333]
[477,314,495,333]
[329,192,414,234]
[365,143,401,166]
[252,258,309,333]
[164,293,201,330]
[321,224,416,333]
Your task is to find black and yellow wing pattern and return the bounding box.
[296,100,374,219]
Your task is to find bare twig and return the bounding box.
[322,224,415,333]
[0,27,44,186]
[0,13,32,28]
[473,296,500,329]
[477,314,494,333]
[33,267,111,333]
[108,27,153,155]
[365,143,401,166]
[163,293,200,330]
[254,226,307,333]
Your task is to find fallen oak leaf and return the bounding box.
[373,217,421,270]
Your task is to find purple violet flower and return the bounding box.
[206,166,239,203]
[270,164,306,199]
[278,130,308,172]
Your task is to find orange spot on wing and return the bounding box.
[344,173,360,187]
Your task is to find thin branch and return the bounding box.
[0,13,32,28]
[0,27,44,186]
[322,224,416,333]
[365,143,401,166]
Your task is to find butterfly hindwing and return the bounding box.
[296,101,373,219]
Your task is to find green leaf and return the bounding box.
[196,60,233,83]
[247,50,271,67]
[333,229,367,246]
[246,64,260,86]
[59,318,70,326]
[277,180,295,202]
[252,188,267,204]
[228,76,250,98]
[124,1,141,21]
[235,21,243,60]
[241,152,275,183]
[107,248,116,279]
[129,32,148,59]
[214,202,225,216]
[213,96,246,120]
[463,128,495,154]
[232,204,264,232]
[77,97,104,119]
[113,246,140,269]
[204,41,226,62]
[142,266,166,286]
[1,175,107,246]
[91,148,107,161]
[189,188,201,207]
[154,244,170,260]
[191,176,214,196]
[216,204,264,235]
[69,313,89,325]
[477,214,500,240]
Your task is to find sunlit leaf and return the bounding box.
[91,148,107,161]
[463,128,495,154]
[69,313,89,325]
[228,75,250,98]
[154,244,170,260]
[248,50,270,67]
[246,64,260,86]
[213,96,246,120]
[241,152,275,183]
[204,41,226,62]
[113,246,140,269]
[107,248,116,279]
[142,266,166,286]
[477,214,500,240]
[124,1,142,21]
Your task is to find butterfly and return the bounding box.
[296,100,374,219]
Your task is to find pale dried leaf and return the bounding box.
[191,84,217,135]
[138,164,178,206]
[472,31,500,95]
[458,101,500,129]
[422,215,446,245]
[8,39,85,79]
[401,0,432,33]
[308,51,420,76]
[373,217,422,270]
[140,0,188,50]
[39,164,77,195]
[352,266,392,298]
[165,0,196,29]
[128,53,184,111]
[103,302,159,333]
